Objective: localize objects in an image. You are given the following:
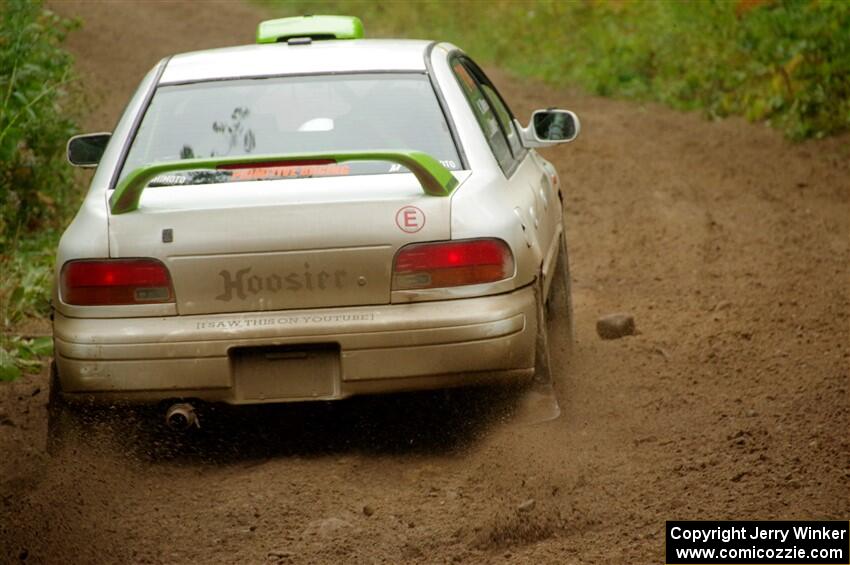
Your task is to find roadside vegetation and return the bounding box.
[0,0,80,380]
[268,0,850,140]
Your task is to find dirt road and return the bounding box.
[1,2,848,563]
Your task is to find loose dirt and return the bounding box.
[1,2,847,563]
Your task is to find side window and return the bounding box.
[480,83,524,158]
[451,60,514,173]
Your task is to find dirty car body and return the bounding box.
[54,17,579,407]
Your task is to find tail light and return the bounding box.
[60,259,175,306]
[393,238,514,290]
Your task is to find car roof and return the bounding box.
[159,39,433,84]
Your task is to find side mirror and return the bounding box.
[514,109,580,148]
[67,132,111,167]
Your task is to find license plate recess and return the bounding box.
[231,344,339,401]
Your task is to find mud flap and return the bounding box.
[510,280,562,425]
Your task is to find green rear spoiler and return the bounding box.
[256,15,364,44]
[109,150,459,215]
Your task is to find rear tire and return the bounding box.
[534,275,553,384]
[535,233,575,383]
[46,361,72,455]
[547,233,575,346]
[519,274,562,424]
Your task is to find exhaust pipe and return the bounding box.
[165,402,199,431]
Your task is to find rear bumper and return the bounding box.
[53,285,537,404]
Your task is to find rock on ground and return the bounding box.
[596,313,636,340]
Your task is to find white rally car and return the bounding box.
[53,15,579,432]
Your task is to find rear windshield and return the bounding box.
[119,73,462,187]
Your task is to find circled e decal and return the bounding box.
[395,206,426,234]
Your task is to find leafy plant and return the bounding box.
[0,335,52,381]
[1,229,56,330]
[0,0,80,240]
[0,0,82,379]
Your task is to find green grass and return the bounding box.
[259,0,850,140]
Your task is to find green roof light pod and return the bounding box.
[256,15,364,44]
[109,150,459,214]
